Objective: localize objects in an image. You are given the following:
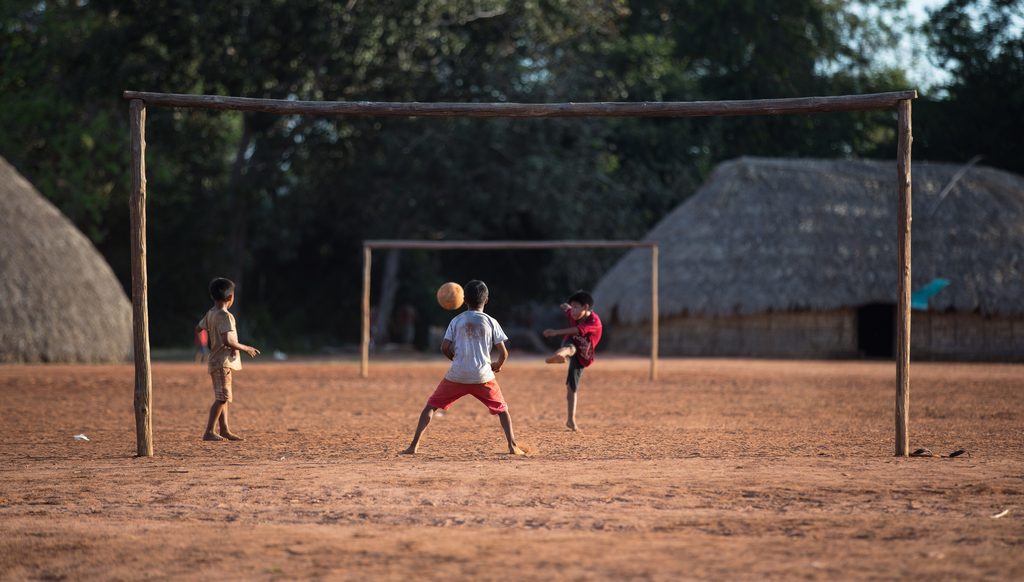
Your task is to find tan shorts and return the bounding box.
[210,369,233,402]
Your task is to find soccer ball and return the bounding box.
[436,282,465,310]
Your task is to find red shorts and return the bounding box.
[426,378,508,415]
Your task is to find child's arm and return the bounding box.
[441,339,455,361]
[224,331,260,358]
[543,326,579,338]
[491,341,508,373]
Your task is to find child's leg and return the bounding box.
[565,359,583,431]
[205,368,234,440]
[217,403,243,440]
[204,400,226,440]
[401,405,438,454]
[497,411,526,455]
[566,387,579,431]
[545,343,576,364]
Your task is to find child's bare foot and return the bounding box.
[203,432,225,441]
[509,445,526,456]
[545,354,567,364]
[221,432,244,441]
[400,446,418,455]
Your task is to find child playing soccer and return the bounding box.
[401,280,525,455]
[543,290,603,431]
[196,277,260,441]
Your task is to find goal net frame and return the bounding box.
[122,89,916,457]
[360,239,659,379]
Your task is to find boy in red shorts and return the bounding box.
[543,290,602,431]
[401,280,525,455]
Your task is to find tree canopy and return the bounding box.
[914,0,1024,174]
[2,0,1015,350]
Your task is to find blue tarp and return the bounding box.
[911,278,951,310]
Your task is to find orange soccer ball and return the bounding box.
[436,282,465,310]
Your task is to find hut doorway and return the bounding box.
[857,303,896,358]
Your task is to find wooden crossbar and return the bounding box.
[123,90,917,118]
[364,240,656,250]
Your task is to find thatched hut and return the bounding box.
[0,156,132,362]
[595,157,1024,360]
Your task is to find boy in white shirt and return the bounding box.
[401,280,525,455]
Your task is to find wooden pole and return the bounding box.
[129,99,153,457]
[650,245,659,381]
[123,90,918,118]
[895,99,913,457]
[361,246,372,378]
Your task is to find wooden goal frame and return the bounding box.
[360,239,660,380]
[123,89,917,458]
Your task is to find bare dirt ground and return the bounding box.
[1,357,1022,581]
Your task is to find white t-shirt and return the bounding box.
[443,310,509,384]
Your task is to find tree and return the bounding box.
[1,0,919,348]
[916,0,1024,173]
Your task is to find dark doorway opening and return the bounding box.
[857,303,896,358]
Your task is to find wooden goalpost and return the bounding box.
[123,89,916,458]
[360,239,660,380]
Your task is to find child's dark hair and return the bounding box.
[568,290,594,307]
[464,280,489,308]
[209,277,236,301]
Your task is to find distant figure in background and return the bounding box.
[395,303,419,345]
[544,290,603,432]
[196,277,260,442]
[194,328,210,363]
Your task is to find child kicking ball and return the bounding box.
[402,280,525,455]
[544,290,602,431]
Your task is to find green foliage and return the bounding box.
[913,0,1024,173]
[1,0,967,350]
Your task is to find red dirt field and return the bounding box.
[1,357,1022,581]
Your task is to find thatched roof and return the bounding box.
[595,157,1024,323]
[0,157,132,362]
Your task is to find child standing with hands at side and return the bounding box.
[544,290,602,432]
[197,277,260,441]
